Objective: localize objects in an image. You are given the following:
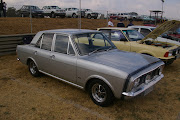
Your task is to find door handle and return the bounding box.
[50,55,55,59]
[34,51,37,55]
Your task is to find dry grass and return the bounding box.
[0,18,180,120]
[0,17,144,35]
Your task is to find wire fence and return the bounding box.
[0,4,179,35]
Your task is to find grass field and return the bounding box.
[0,17,179,120]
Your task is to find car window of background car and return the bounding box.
[140,28,151,36]
[41,33,54,51]
[99,29,110,39]
[111,30,127,41]
[74,33,113,55]
[123,30,144,41]
[54,35,75,55]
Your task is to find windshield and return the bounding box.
[122,30,144,41]
[73,33,116,55]
[51,6,60,9]
[150,28,156,31]
[31,6,40,10]
[72,8,78,10]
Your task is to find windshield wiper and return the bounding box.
[88,47,104,55]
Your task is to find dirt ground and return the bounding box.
[0,18,180,120]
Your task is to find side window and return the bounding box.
[99,29,110,39]
[111,30,127,41]
[134,28,139,31]
[140,28,151,36]
[41,34,54,51]
[54,35,75,55]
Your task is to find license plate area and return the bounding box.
[143,86,154,96]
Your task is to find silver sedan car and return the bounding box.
[17,29,164,107]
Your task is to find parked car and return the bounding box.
[17,29,164,107]
[42,6,66,18]
[20,5,44,18]
[128,12,138,20]
[139,15,155,21]
[98,20,180,65]
[64,8,85,18]
[83,9,99,19]
[162,27,180,42]
[128,25,180,46]
[108,13,119,20]
[117,13,130,20]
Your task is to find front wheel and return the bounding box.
[88,80,114,107]
[87,14,91,19]
[72,13,76,18]
[28,60,40,77]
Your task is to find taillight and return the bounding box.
[164,52,169,57]
[164,51,172,57]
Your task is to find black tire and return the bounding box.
[87,14,91,19]
[72,13,76,18]
[88,80,114,107]
[165,60,174,65]
[28,60,40,77]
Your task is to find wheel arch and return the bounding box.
[84,75,115,96]
[26,57,39,69]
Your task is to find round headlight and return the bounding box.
[134,78,140,88]
[145,74,151,84]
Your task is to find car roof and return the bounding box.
[128,26,156,29]
[40,29,101,35]
[98,27,133,30]
[31,29,102,45]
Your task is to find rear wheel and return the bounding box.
[88,80,114,107]
[28,60,40,77]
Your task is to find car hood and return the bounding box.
[80,49,161,74]
[141,20,180,43]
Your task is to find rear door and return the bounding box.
[50,34,77,83]
[34,33,54,73]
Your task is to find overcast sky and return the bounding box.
[5,0,180,19]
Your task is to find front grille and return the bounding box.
[91,13,98,17]
[138,67,160,85]
[81,11,85,17]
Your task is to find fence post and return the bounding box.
[107,11,108,27]
[30,6,32,33]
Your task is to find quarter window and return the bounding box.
[54,35,75,55]
[41,34,54,51]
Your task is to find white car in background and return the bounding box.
[42,6,66,18]
[128,26,180,46]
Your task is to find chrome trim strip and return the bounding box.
[39,70,84,89]
[122,74,164,97]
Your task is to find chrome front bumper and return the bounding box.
[122,74,164,98]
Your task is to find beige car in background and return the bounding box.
[98,20,180,65]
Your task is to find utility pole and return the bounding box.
[161,0,164,22]
[79,0,81,29]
